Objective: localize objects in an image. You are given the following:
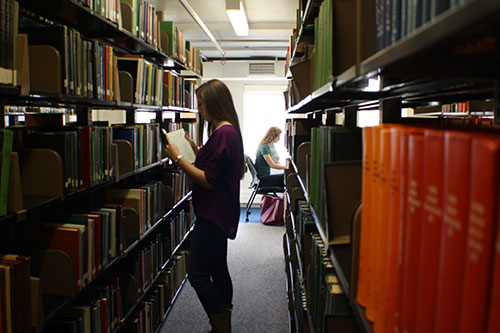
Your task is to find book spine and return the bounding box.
[459,136,500,333]
[434,131,472,332]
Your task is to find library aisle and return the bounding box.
[160,221,289,332]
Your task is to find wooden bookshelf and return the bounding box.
[284,1,500,332]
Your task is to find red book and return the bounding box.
[459,136,500,333]
[101,298,109,333]
[434,130,472,333]
[358,126,374,308]
[374,127,392,332]
[38,226,82,294]
[400,130,425,333]
[415,129,445,333]
[366,126,382,321]
[487,212,500,332]
[383,126,404,333]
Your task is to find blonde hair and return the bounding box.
[257,127,282,151]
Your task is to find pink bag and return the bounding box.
[260,195,284,226]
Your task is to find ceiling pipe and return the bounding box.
[177,0,226,58]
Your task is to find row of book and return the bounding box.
[77,0,121,26]
[358,124,500,333]
[43,251,188,333]
[376,0,460,51]
[121,0,160,49]
[3,6,202,108]
[159,20,202,76]
[0,0,18,85]
[308,233,350,333]
[0,254,35,333]
[163,72,197,109]
[21,24,119,100]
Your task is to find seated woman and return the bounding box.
[254,126,286,188]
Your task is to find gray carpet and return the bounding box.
[159,223,289,333]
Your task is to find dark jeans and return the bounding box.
[188,217,232,317]
[259,173,285,188]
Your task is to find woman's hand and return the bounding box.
[185,133,199,154]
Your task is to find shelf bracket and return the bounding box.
[380,97,402,124]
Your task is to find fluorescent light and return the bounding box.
[226,0,249,36]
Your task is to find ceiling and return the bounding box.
[150,0,298,61]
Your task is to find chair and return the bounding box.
[244,155,285,222]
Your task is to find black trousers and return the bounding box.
[188,217,232,317]
[259,173,285,189]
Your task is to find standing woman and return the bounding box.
[164,79,244,333]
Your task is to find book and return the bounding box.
[400,130,425,333]
[415,129,445,333]
[458,135,500,333]
[383,125,404,332]
[164,128,196,164]
[434,130,472,333]
[366,125,381,321]
[0,129,14,216]
[357,126,373,308]
[374,127,392,333]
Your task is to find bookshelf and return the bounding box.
[285,0,500,332]
[0,1,204,332]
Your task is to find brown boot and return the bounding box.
[224,304,233,328]
[209,310,231,333]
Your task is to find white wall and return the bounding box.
[202,60,288,206]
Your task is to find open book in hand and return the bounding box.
[162,128,196,164]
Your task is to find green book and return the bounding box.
[159,21,177,57]
[0,129,14,216]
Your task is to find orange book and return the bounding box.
[392,127,410,332]
[374,127,392,332]
[366,125,382,321]
[458,135,500,333]
[415,129,445,333]
[383,126,404,333]
[358,126,374,307]
[400,130,425,333]
[487,209,500,332]
[434,130,472,333]
[38,226,83,294]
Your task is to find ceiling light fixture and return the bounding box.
[226,0,249,36]
[177,0,226,57]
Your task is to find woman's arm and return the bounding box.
[176,157,213,189]
[263,154,286,170]
[164,142,213,190]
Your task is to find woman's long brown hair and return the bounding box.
[196,79,245,179]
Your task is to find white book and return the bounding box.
[163,128,196,164]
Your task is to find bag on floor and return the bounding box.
[260,195,284,226]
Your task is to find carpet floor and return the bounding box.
[239,207,262,223]
[159,222,289,333]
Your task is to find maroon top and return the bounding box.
[193,124,243,239]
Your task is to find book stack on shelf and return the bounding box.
[0,1,202,332]
[283,0,500,332]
